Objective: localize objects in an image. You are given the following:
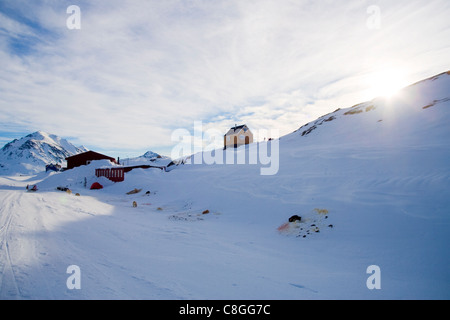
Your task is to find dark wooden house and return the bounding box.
[65,151,117,170]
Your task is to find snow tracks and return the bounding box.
[0,191,22,299]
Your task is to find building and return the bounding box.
[224,124,253,149]
[95,165,166,183]
[95,167,125,182]
[65,151,117,170]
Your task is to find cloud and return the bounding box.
[0,0,449,156]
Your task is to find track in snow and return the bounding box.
[0,191,21,299]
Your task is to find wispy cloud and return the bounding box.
[0,0,449,156]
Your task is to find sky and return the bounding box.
[0,0,449,158]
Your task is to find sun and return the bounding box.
[366,69,408,99]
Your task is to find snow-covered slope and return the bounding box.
[0,71,449,300]
[120,151,172,167]
[289,70,450,147]
[0,131,88,175]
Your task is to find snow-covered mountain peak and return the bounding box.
[26,130,50,140]
[119,150,171,167]
[142,151,161,159]
[0,131,88,175]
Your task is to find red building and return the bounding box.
[95,165,166,183]
[65,151,117,170]
[95,167,125,182]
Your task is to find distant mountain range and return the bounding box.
[0,131,88,175]
[0,131,171,175]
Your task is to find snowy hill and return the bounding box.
[289,70,450,146]
[0,71,449,300]
[120,150,172,167]
[0,131,88,175]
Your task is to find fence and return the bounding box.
[95,167,125,182]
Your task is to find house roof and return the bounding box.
[225,124,250,136]
[65,150,115,161]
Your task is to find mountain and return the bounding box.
[120,150,172,167]
[0,131,88,175]
[142,151,161,159]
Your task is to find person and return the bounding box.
[26,184,29,190]
[31,185,37,191]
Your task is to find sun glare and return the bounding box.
[366,69,407,99]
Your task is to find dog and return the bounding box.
[132,201,137,208]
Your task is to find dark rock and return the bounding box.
[289,215,302,222]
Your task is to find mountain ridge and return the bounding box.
[287,70,450,145]
[0,131,88,175]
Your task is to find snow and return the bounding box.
[0,71,449,299]
[0,131,87,175]
[119,151,172,168]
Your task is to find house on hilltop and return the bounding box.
[224,124,253,149]
[65,150,117,170]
